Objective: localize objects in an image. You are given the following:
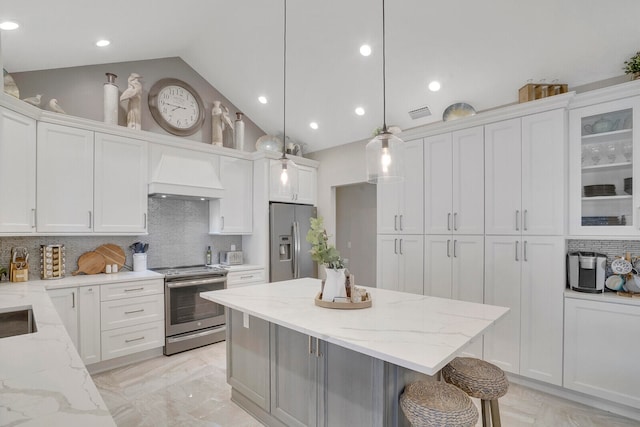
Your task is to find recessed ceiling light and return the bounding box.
[161,195,167,198]
[0,21,19,30]
[258,96,268,104]
[428,81,441,92]
[359,44,372,57]
[96,39,111,47]
[355,107,365,116]
[309,122,319,130]
[200,197,205,201]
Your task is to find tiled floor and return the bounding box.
[92,342,639,427]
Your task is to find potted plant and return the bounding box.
[306,217,346,301]
[623,51,640,79]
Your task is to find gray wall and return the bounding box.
[335,183,377,287]
[0,198,240,279]
[11,57,264,149]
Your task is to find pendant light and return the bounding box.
[273,0,299,196]
[366,0,404,183]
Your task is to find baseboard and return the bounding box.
[507,373,640,422]
[231,388,288,427]
[86,347,164,374]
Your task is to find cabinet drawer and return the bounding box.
[101,279,164,301]
[101,320,164,361]
[101,293,164,331]
[227,269,265,287]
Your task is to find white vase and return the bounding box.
[322,267,347,302]
[234,112,245,151]
[103,73,119,125]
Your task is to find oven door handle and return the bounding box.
[166,276,227,288]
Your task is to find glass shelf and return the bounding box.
[582,195,632,201]
[581,162,632,172]
[582,128,632,142]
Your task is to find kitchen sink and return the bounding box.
[0,308,37,338]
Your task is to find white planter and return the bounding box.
[322,267,346,302]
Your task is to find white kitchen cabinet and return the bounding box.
[78,286,101,364]
[100,278,165,361]
[377,138,424,234]
[210,156,253,234]
[227,268,266,287]
[569,96,640,236]
[48,287,79,348]
[269,160,317,205]
[94,133,148,233]
[376,234,423,294]
[484,235,564,385]
[37,122,94,232]
[564,297,640,409]
[485,109,565,236]
[424,235,484,358]
[0,106,36,233]
[424,127,484,235]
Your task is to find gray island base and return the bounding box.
[201,278,509,427]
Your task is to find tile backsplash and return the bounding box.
[0,198,241,279]
[567,239,640,266]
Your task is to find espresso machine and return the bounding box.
[567,251,606,293]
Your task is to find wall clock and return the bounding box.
[148,78,205,136]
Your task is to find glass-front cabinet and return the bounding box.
[570,96,640,235]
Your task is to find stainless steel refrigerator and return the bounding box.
[270,202,317,282]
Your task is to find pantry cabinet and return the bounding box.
[94,133,148,233]
[569,96,640,236]
[377,138,424,234]
[423,235,484,358]
[376,234,423,295]
[210,156,253,234]
[484,235,564,385]
[424,127,484,235]
[485,109,565,236]
[0,106,37,233]
[37,123,94,232]
[564,297,640,408]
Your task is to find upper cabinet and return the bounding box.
[485,109,565,236]
[94,133,148,233]
[210,156,253,234]
[269,159,317,205]
[37,122,148,234]
[569,96,640,236]
[37,123,95,233]
[424,126,484,235]
[377,138,424,234]
[0,106,37,233]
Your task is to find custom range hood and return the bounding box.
[148,145,225,200]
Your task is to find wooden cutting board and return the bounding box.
[95,244,126,272]
[72,251,106,275]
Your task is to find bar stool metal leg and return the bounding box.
[481,400,491,427]
[489,399,502,427]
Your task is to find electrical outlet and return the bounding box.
[243,312,249,328]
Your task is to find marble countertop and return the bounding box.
[35,270,164,290]
[201,278,509,376]
[564,289,640,307]
[0,281,116,426]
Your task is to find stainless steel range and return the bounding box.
[153,265,228,355]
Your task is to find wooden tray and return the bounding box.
[314,292,372,309]
[617,291,640,298]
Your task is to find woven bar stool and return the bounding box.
[400,381,479,427]
[442,357,509,427]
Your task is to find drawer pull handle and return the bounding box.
[125,336,145,343]
[240,275,253,279]
[124,287,144,292]
[124,309,145,315]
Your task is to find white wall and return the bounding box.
[307,138,369,248]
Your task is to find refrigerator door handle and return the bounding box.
[293,221,300,278]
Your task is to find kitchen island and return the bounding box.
[201,278,509,427]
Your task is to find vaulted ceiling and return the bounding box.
[2,0,639,152]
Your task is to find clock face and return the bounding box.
[157,85,200,129]
[148,78,205,136]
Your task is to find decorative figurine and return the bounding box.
[211,100,233,146]
[48,98,66,114]
[22,94,42,107]
[120,73,142,130]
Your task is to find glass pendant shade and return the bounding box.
[272,156,299,196]
[366,130,404,183]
